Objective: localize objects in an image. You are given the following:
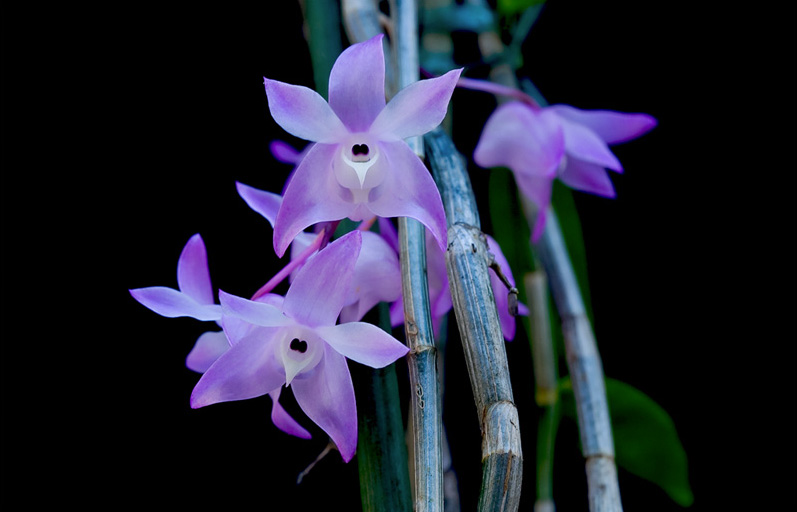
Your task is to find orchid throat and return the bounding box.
[340,140,381,189]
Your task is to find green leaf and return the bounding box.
[559,378,694,507]
[353,303,412,511]
[497,0,546,16]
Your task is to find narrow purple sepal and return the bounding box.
[369,68,462,141]
[129,286,222,321]
[316,322,408,368]
[339,231,401,323]
[219,290,291,328]
[186,330,230,373]
[367,140,448,251]
[190,331,286,408]
[328,34,386,132]
[291,345,358,462]
[264,78,346,144]
[559,158,617,198]
[549,105,657,145]
[236,182,283,228]
[268,387,312,439]
[557,116,623,172]
[282,231,362,327]
[273,143,352,257]
[269,140,303,165]
[177,234,214,305]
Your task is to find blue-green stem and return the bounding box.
[425,127,523,511]
[354,303,412,512]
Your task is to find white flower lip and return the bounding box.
[341,145,380,187]
[280,328,323,385]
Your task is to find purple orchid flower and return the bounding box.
[236,182,402,321]
[129,234,228,372]
[190,231,409,462]
[473,100,656,241]
[129,233,221,322]
[263,34,462,257]
[130,235,309,436]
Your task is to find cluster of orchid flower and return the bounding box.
[130,34,654,464]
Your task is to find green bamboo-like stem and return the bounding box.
[525,272,557,406]
[301,0,343,99]
[425,127,523,511]
[524,271,559,512]
[355,302,413,511]
[534,402,560,512]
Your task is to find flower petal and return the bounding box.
[559,157,617,198]
[190,331,285,408]
[283,231,362,327]
[273,143,353,257]
[369,68,462,141]
[556,115,623,172]
[186,330,230,373]
[236,182,282,228]
[425,229,452,319]
[219,290,291,327]
[264,78,347,144]
[486,235,518,341]
[269,140,303,165]
[177,234,214,305]
[315,322,408,368]
[268,387,312,439]
[129,286,221,321]
[328,34,386,132]
[549,105,657,145]
[377,217,399,253]
[366,140,448,252]
[291,346,358,462]
[513,173,554,243]
[339,231,402,323]
[474,102,564,178]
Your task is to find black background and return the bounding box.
[2,1,794,510]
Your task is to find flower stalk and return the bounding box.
[425,127,523,511]
[527,204,622,512]
[250,228,326,300]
